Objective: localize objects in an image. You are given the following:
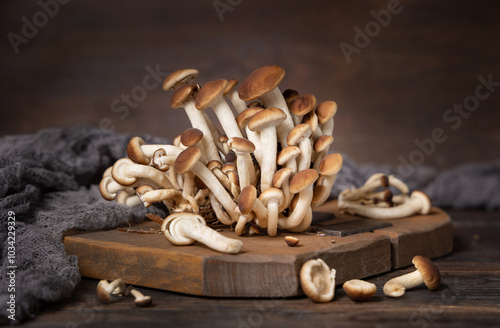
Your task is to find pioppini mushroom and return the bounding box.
[161,212,243,254]
[383,255,441,297]
[162,68,199,91]
[300,258,336,303]
[96,279,127,304]
[127,287,153,307]
[343,279,377,302]
[339,190,432,220]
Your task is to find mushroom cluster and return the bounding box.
[338,173,431,219]
[99,65,343,252]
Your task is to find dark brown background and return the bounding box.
[1,0,499,168]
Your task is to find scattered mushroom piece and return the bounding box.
[300,259,336,303]
[383,255,441,297]
[96,279,126,304]
[239,65,294,147]
[161,212,243,254]
[284,235,299,247]
[343,279,377,302]
[128,288,153,307]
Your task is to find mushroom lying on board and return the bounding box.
[300,258,336,303]
[99,65,342,253]
[338,173,431,219]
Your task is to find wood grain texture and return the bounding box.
[63,201,453,297]
[21,210,500,328]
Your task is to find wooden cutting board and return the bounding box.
[63,201,453,297]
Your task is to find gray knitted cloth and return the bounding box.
[0,125,499,323]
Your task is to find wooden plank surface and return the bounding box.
[63,201,452,297]
[21,210,500,327]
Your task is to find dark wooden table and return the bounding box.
[21,209,500,328]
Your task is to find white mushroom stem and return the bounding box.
[226,90,247,114]
[189,161,239,221]
[297,137,313,172]
[209,191,234,225]
[116,189,142,207]
[180,101,221,162]
[259,87,294,147]
[210,97,244,140]
[245,127,261,166]
[288,207,313,232]
[258,127,278,192]
[111,158,174,189]
[383,270,425,297]
[235,208,253,236]
[251,199,268,229]
[264,197,280,237]
[278,186,314,229]
[161,213,243,254]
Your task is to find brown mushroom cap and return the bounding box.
[170,83,199,108]
[342,279,377,302]
[319,153,343,176]
[248,107,287,132]
[180,128,204,147]
[126,136,150,165]
[207,160,222,171]
[163,68,199,91]
[174,146,201,174]
[272,167,294,188]
[236,107,264,130]
[223,78,239,96]
[286,123,312,146]
[221,162,237,174]
[313,135,334,153]
[259,187,285,206]
[195,79,229,110]
[228,137,255,153]
[316,101,338,125]
[289,169,319,194]
[290,94,317,117]
[277,146,301,165]
[238,185,257,215]
[238,65,285,101]
[412,255,441,290]
[283,88,300,105]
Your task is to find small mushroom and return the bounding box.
[248,107,287,191]
[162,68,199,91]
[272,167,294,212]
[259,188,285,236]
[96,279,126,304]
[227,137,256,188]
[383,255,441,297]
[312,153,343,208]
[290,94,316,126]
[282,88,300,108]
[238,185,268,228]
[236,107,264,165]
[161,212,243,254]
[339,191,431,220]
[315,100,337,137]
[312,135,334,171]
[127,287,153,307]
[284,235,299,247]
[300,259,336,303]
[343,279,377,301]
[111,158,173,189]
[287,124,313,172]
[277,145,301,173]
